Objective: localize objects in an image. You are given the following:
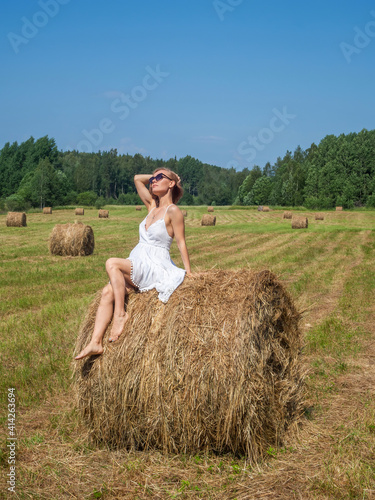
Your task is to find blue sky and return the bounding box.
[1,0,374,171]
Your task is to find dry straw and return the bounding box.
[201,214,216,226]
[75,208,84,215]
[98,210,109,218]
[136,206,142,211]
[6,212,27,227]
[315,213,324,221]
[283,211,292,219]
[262,206,270,212]
[207,206,214,212]
[292,217,308,229]
[336,206,343,211]
[49,222,94,256]
[43,207,52,214]
[73,269,306,460]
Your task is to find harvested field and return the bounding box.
[1,206,375,499]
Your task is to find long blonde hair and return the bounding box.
[149,168,183,207]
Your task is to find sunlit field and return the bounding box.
[1,206,374,499]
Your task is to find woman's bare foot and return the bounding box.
[109,312,129,342]
[75,341,104,360]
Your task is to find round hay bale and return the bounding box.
[73,269,305,459]
[43,207,52,214]
[49,222,94,256]
[283,211,292,219]
[207,206,214,212]
[262,206,270,212]
[291,217,308,229]
[182,210,187,217]
[98,210,109,218]
[6,212,27,227]
[315,213,324,221]
[201,214,216,226]
[335,206,343,211]
[135,206,142,211]
[75,208,84,216]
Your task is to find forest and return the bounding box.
[0,128,374,210]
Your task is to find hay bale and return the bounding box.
[43,207,52,214]
[182,210,187,217]
[257,206,263,211]
[98,210,109,218]
[315,213,324,221]
[75,208,84,216]
[201,214,216,226]
[336,206,343,211]
[207,206,214,212]
[6,212,27,227]
[283,211,292,219]
[136,206,142,211]
[262,206,270,212]
[291,217,308,229]
[73,269,305,459]
[49,222,94,256]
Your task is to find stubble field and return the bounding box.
[0,206,374,499]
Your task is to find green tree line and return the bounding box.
[0,129,374,210]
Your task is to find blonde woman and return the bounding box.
[75,169,191,360]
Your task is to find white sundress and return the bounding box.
[128,205,186,303]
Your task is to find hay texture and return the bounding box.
[336,206,343,211]
[49,222,94,256]
[315,213,324,221]
[201,214,216,226]
[283,211,292,219]
[73,269,305,459]
[292,217,308,229]
[75,208,84,215]
[262,206,270,212]
[6,212,27,227]
[43,207,52,214]
[136,206,142,211]
[98,210,109,218]
[207,206,214,212]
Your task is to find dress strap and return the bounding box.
[163,204,174,219]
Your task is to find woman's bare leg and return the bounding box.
[75,284,114,360]
[105,257,135,342]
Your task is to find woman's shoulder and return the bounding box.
[167,204,183,216]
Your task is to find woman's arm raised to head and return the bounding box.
[134,174,154,209]
[169,205,191,275]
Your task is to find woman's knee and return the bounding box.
[105,258,117,273]
[102,283,114,302]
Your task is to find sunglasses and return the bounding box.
[149,173,172,184]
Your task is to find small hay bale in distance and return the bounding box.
[74,269,305,459]
[75,208,84,215]
[135,205,142,211]
[49,222,94,256]
[6,212,27,227]
[201,214,216,226]
[43,207,52,214]
[315,213,324,221]
[207,206,214,212]
[182,209,187,217]
[262,206,270,212]
[336,206,343,211]
[292,217,308,229]
[283,211,292,219]
[98,210,109,218]
[257,205,263,211]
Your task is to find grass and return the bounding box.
[1,206,375,498]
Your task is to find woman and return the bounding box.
[75,168,191,360]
